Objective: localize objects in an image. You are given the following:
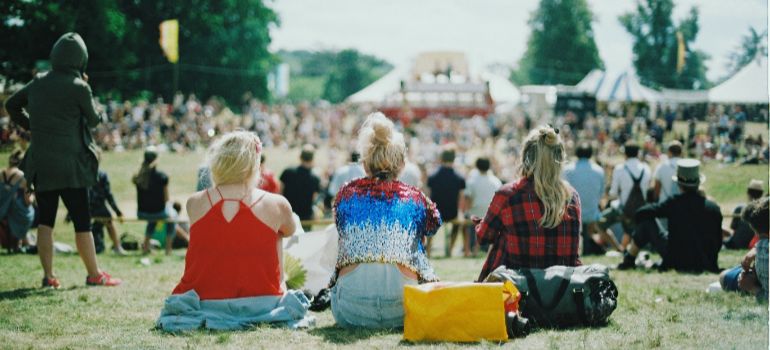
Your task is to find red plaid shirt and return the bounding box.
[476,177,582,281]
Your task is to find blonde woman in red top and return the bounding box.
[158,131,312,331]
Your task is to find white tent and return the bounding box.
[576,69,660,103]
[708,55,769,104]
[346,66,408,104]
[346,66,520,106]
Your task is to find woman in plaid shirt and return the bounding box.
[476,125,581,281]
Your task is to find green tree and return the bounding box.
[1,1,278,107]
[513,0,604,85]
[620,0,710,89]
[0,0,133,87]
[723,26,767,81]
[279,49,391,103]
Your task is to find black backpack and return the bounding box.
[485,264,618,328]
[621,166,646,221]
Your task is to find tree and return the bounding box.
[512,0,604,85]
[1,1,278,107]
[279,49,391,103]
[723,26,767,81]
[0,0,133,85]
[620,0,710,89]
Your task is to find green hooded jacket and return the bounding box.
[4,32,103,192]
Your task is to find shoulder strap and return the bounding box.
[205,188,214,206]
[249,191,268,208]
[624,166,644,183]
[522,268,574,311]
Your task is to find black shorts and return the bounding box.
[36,188,91,232]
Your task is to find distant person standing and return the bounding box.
[281,144,321,230]
[563,143,621,255]
[463,157,502,256]
[398,158,423,189]
[328,151,366,198]
[427,146,466,257]
[134,148,175,255]
[4,32,120,287]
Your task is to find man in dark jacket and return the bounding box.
[4,33,120,287]
[618,159,723,272]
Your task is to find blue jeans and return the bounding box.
[138,210,176,239]
[331,263,417,329]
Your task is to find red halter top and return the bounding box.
[172,188,283,300]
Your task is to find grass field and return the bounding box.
[0,139,768,349]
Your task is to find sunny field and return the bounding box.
[0,141,768,349]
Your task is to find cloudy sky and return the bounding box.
[269,0,767,81]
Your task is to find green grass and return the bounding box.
[0,251,766,349]
[0,144,768,349]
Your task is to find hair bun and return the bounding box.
[372,119,392,146]
[540,128,558,146]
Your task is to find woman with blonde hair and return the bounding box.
[331,112,442,329]
[157,131,311,331]
[475,125,581,281]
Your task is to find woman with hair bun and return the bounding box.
[331,112,441,329]
[476,125,582,281]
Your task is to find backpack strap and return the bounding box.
[572,287,588,325]
[624,165,644,184]
[522,268,574,311]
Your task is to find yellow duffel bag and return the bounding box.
[403,281,516,343]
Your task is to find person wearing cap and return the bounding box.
[724,180,765,250]
[4,33,120,287]
[133,147,175,255]
[617,159,723,272]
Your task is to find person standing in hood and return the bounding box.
[4,32,121,288]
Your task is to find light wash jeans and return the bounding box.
[331,263,417,329]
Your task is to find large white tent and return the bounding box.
[576,69,660,103]
[346,66,520,106]
[708,55,768,104]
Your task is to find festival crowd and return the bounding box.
[0,33,767,332]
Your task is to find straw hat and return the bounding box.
[748,179,764,192]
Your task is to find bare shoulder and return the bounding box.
[261,191,290,209]
[187,190,212,224]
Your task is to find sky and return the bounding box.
[268,0,768,82]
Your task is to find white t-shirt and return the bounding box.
[653,156,680,203]
[609,158,652,205]
[399,162,423,189]
[328,163,366,196]
[464,172,503,218]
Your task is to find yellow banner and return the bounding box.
[159,19,179,64]
[676,31,685,73]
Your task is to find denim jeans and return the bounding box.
[331,263,417,329]
[138,210,176,239]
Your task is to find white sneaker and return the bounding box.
[112,246,127,256]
